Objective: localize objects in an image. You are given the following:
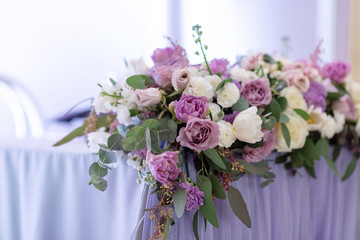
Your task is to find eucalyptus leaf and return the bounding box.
[99,149,117,164]
[228,186,251,228]
[277,97,288,112]
[208,173,226,199]
[203,149,226,170]
[332,145,342,162]
[89,162,108,178]
[342,156,358,181]
[122,126,146,151]
[199,202,219,228]
[279,113,289,124]
[107,134,122,150]
[53,125,85,146]
[237,159,269,175]
[324,156,340,177]
[193,211,199,240]
[173,188,187,218]
[260,179,274,188]
[197,175,219,228]
[293,108,310,121]
[94,178,108,191]
[305,165,316,178]
[163,217,171,240]
[266,99,281,121]
[233,97,249,112]
[281,123,291,148]
[291,151,304,168]
[316,138,330,157]
[300,139,320,161]
[126,75,153,89]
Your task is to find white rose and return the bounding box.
[116,105,132,126]
[217,120,236,148]
[355,103,360,120]
[333,110,345,134]
[217,82,240,108]
[125,58,149,77]
[87,128,111,153]
[229,67,257,82]
[135,88,162,107]
[276,109,309,152]
[280,86,307,110]
[93,84,119,114]
[233,107,263,144]
[347,81,360,104]
[320,115,337,139]
[356,119,360,135]
[183,76,214,100]
[208,103,224,122]
[205,75,222,92]
[307,106,327,131]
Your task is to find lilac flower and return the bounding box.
[239,78,272,107]
[224,111,239,124]
[177,118,220,152]
[243,129,276,163]
[147,151,181,186]
[303,81,327,111]
[332,95,356,120]
[179,182,204,210]
[174,95,208,123]
[232,80,241,91]
[209,58,229,75]
[322,61,351,84]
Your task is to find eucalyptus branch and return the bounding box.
[192,24,213,75]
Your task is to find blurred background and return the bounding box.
[0,0,358,140]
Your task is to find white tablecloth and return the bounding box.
[0,139,143,240]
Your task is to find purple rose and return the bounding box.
[174,95,208,123]
[232,80,241,91]
[177,118,220,152]
[209,58,229,75]
[240,78,272,107]
[332,95,356,120]
[149,42,189,87]
[322,61,351,84]
[147,151,181,186]
[303,81,326,111]
[243,129,276,163]
[179,182,204,210]
[224,111,239,124]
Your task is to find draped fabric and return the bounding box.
[140,148,360,240]
[0,140,143,240]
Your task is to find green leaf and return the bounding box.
[281,123,291,148]
[162,217,171,240]
[260,179,274,188]
[197,175,219,228]
[145,127,152,152]
[53,125,85,146]
[293,108,310,121]
[193,211,199,240]
[277,97,288,112]
[122,126,146,151]
[266,99,281,121]
[300,139,320,162]
[247,138,264,148]
[109,77,117,86]
[327,91,343,100]
[228,186,251,228]
[89,162,108,178]
[168,89,182,97]
[279,113,289,124]
[96,115,117,129]
[316,138,330,157]
[263,54,275,64]
[324,156,340,177]
[94,178,108,191]
[233,97,249,112]
[199,202,219,228]
[203,149,226,170]
[126,75,153,89]
[215,78,233,92]
[291,151,304,168]
[208,173,226,199]
[263,116,277,130]
[342,156,358,181]
[158,119,178,143]
[107,134,122,150]
[274,79,287,92]
[275,154,288,164]
[196,175,212,202]
[99,148,117,164]
[332,145,342,162]
[173,188,187,218]
[305,165,316,178]
[237,159,269,175]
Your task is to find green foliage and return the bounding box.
[216,79,233,92]
[197,175,219,228]
[237,159,269,175]
[89,162,108,191]
[228,186,251,228]
[233,97,249,112]
[342,155,358,181]
[107,134,123,150]
[126,75,154,89]
[208,173,226,199]
[53,125,85,146]
[279,113,289,124]
[122,126,146,151]
[266,99,281,121]
[293,108,310,121]
[193,211,199,240]
[281,123,291,148]
[263,54,275,64]
[316,138,330,157]
[162,217,171,240]
[173,188,187,218]
[203,149,226,170]
[277,97,288,111]
[325,156,340,177]
[327,91,343,100]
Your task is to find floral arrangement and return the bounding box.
[55,25,360,239]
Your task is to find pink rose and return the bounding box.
[243,129,276,163]
[332,95,356,120]
[283,69,310,92]
[147,151,181,186]
[177,118,220,152]
[322,61,351,84]
[171,69,191,90]
[240,78,272,107]
[135,88,162,107]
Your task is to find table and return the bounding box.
[0,139,144,240]
[1,140,359,240]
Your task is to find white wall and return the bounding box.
[0,0,345,137]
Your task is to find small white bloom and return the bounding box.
[347,81,360,105]
[355,103,360,120]
[320,115,337,139]
[116,105,132,126]
[217,82,240,108]
[217,120,236,148]
[126,152,144,170]
[93,84,119,114]
[87,128,111,153]
[205,75,222,92]
[280,86,307,111]
[307,106,327,131]
[184,76,214,100]
[208,103,224,122]
[356,119,360,135]
[125,58,149,77]
[270,70,284,80]
[229,67,257,82]
[233,107,263,144]
[276,109,309,152]
[334,110,345,134]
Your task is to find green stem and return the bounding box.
[199,40,213,75]
[184,150,190,177]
